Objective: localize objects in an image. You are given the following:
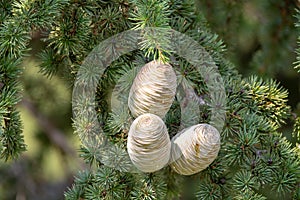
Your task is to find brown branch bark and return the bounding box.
[20,98,76,157]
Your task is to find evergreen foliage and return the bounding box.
[294,9,300,143]
[0,0,299,199]
[295,9,300,73]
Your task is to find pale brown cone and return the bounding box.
[128,60,177,118]
[169,123,221,175]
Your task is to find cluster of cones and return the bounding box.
[126,60,220,175]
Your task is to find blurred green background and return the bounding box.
[0,0,299,199]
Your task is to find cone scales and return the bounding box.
[170,124,220,175]
[128,60,177,118]
[127,113,171,173]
